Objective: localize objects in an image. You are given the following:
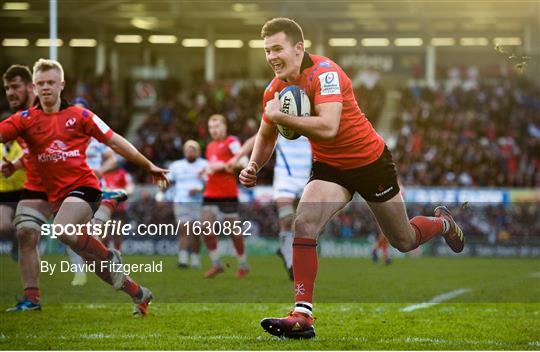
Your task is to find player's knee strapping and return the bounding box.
[13,206,48,232]
[278,204,295,220]
[93,205,111,225]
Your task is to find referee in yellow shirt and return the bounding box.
[0,139,25,259]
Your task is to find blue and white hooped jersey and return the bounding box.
[86,138,112,171]
[168,157,208,203]
[274,134,312,180]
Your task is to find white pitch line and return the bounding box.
[529,272,540,278]
[401,288,472,312]
[4,333,526,347]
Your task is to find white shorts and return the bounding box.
[173,203,202,223]
[273,175,309,200]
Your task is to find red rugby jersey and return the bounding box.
[204,135,240,198]
[0,101,113,203]
[103,168,131,190]
[103,168,132,211]
[262,53,385,170]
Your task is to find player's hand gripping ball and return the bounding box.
[276,86,311,140]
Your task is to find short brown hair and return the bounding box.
[3,64,32,84]
[32,58,64,81]
[261,17,304,45]
[208,114,227,125]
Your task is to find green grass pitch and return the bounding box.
[1,254,539,349]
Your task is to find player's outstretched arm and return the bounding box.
[239,120,277,188]
[105,133,169,188]
[250,120,278,170]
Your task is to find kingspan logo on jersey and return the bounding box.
[38,139,80,163]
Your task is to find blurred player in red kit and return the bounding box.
[372,232,392,265]
[201,114,249,279]
[66,97,126,286]
[101,166,134,251]
[0,59,169,315]
[240,18,465,338]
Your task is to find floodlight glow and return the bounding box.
[2,38,29,46]
[460,37,489,46]
[361,38,390,47]
[2,2,29,10]
[36,39,63,47]
[248,40,264,48]
[431,38,456,46]
[493,37,522,46]
[69,39,97,47]
[394,38,423,47]
[182,39,209,47]
[328,38,357,47]
[149,35,178,44]
[215,40,244,48]
[131,17,158,31]
[114,35,143,44]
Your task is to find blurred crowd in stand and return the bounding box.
[392,68,540,188]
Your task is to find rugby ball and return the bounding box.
[277,86,311,140]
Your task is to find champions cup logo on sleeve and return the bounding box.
[38,139,80,163]
[318,71,340,95]
[325,74,334,84]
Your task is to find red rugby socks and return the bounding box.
[24,287,40,303]
[410,216,447,247]
[292,237,318,314]
[74,231,110,261]
[122,277,143,299]
[381,242,389,260]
